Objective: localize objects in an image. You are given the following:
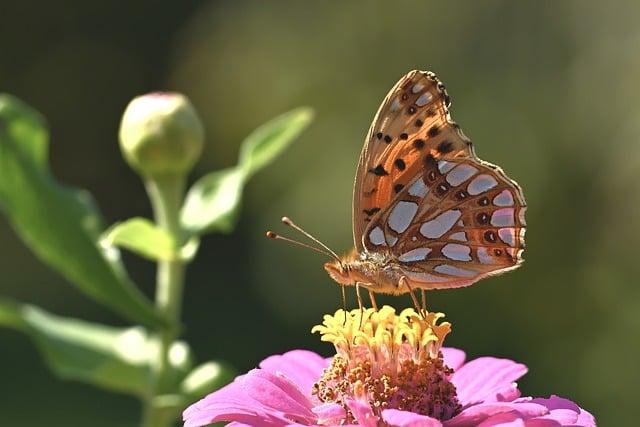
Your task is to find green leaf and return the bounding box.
[181,107,313,235]
[0,298,192,396]
[181,167,244,234]
[0,94,164,327]
[238,107,314,178]
[101,217,177,261]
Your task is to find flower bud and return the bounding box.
[119,92,204,178]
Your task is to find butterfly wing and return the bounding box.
[354,70,526,290]
[372,156,526,289]
[353,70,473,251]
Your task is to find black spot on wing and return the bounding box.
[369,165,389,176]
[437,140,453,154]
[394,158,406,171]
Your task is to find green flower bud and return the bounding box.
[119,92,204,178]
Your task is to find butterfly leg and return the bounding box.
[421,289,427,313]
[340,285,348,325]
[399,276,424,317]
[368,290,379,311]
[355,283,365,329]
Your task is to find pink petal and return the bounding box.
[260,350,329,394]
[441,347,466,371]
[477,411,527,427]
[345,398,379,427]
[183,368,316,427]
[529,396,596,427]
[445,401,548,427]
[451,357,528,406]
[312,403,346,425]
[382,409,443,426]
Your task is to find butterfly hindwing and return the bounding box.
[353,70,474,251]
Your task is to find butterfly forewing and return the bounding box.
[353,70,473,251]
[354,70,526,290]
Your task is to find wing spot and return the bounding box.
[442,243,472,261]
[494,190,515,207]
[388,201,419,233]
[411,82,425,93]
[434,264,475,278]
[399,247,432,263]
[368,227,386,246]
[426,108,436,117]
[413,139,425,149]
[455,190,468,200]
[363,207,381,216]
[427,126,440,138]
[477,212,490,225]
[400,133,408,140]
[468,175,498,195]
[407,106,417,114]
[415,119,424,127]
[420,210,461,238]
[384,135,393,143]
[394,183,404,193]
[369,165,389,176]
[408,178,428,197]
[478,197,490,206]
[436,182,450,196]
[484,230,497,243]
[394,158,406,170]
[494,249,503,256]
[437,141,453,154]
[416,92,432,106]
[376,132,383,140]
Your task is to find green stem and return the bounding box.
[141,175,186,427]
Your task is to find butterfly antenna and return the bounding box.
[280,216,341,261]
[265,231,336,259]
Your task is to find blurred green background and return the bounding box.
[1,0,637,425]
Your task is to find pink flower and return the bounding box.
[183,307,595,427]
[183,348,594,427]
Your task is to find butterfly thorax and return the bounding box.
[324,249,405,294]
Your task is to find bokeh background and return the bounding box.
[1,0,638,425]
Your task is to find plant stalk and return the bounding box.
[141,175,187,427]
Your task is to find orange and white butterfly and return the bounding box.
[269,70,525,299]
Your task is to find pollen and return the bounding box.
[311,306,461,421]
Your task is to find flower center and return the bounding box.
[311,306,461,422]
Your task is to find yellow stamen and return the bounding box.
[311,306,460,422]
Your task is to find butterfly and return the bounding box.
[268,70,525,305]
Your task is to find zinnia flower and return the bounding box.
[183,306,595,426]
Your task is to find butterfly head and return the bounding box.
[323,251,361,285]
[324,250,394,289]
